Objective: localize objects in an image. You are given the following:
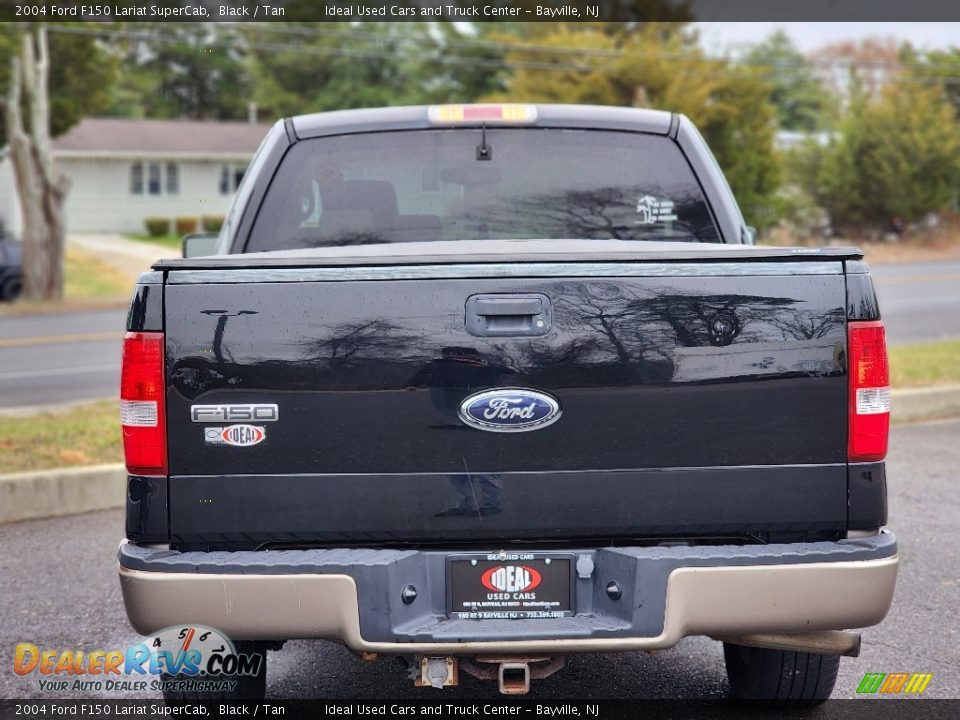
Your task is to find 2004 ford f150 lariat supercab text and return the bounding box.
[117,104,897,704]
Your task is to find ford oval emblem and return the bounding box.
[458,388,561,433]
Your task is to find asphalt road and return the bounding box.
[0,261,958,411]
[871,260,960,345]
[0,308,125,409]
[1,419,957,700]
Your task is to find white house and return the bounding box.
[0,117,271,235]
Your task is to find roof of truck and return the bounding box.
[291,104,675,139]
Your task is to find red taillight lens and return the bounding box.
[120,331,167,475]
[848,320,890,462]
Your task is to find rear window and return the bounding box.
[247,128,721,251]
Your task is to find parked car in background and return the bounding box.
[0,232,23,302]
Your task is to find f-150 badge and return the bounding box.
[191,404,278,423]
[204,425,266,446]
[459,388,561,433]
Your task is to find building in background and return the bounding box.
[0,117,270,235]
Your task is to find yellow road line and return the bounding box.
[0,331,122,348]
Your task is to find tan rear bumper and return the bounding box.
[119,554,898,655]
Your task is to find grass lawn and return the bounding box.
[125,233,183,250]
[0,400,122,474]
[64,247,133,300]
[889,340,960,388]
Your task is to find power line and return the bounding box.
[233,21,960,74]
[45,23,960,86]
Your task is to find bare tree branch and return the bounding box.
[30,29,57,188]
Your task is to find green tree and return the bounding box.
[248,23,430,120]
[108,25,250,120]
[248,23,508,120]
[1,25,115,144]
[485,23,781,227]
[902,45,960,120]
[744,30,834,131]
[422,22,510,103]
[814,80,960,227]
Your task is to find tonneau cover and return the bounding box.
[155,240,863,271]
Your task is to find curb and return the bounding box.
[891,384,960,424]
[0,387,958,525]
[0,463,125,524]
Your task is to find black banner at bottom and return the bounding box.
[2,700,959,720]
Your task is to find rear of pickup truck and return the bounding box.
[117,105,897,704]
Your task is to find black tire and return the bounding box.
[0,275,22,302]
[162,641,267,702]
[723,642,840,706]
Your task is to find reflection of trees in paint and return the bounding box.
[312,319,425,371]
[774,308,846,340]
[169,280,846,398]
[530,281,845,383]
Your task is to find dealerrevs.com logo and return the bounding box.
[13,626,260,694]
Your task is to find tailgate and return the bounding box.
[163,260,849,547]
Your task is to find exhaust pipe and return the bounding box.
[713,630,862,657]
[498,663,531,695]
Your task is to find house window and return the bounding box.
[219,165,231,195]
[148,164,161,195]
[130,163,143,195]
[166,163,179,195]
[220,164,247,195]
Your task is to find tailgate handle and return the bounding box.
[474,298,542,316]
[466,294,552,337]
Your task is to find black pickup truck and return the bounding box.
[118,104,897,704]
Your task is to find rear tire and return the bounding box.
[0,275,22,302]
[723,642,840,706]
[161,641,267,702]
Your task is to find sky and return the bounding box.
[695,22,960,53]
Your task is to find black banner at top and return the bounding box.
[4,0,960,23]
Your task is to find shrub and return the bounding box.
[174,217,199,236]
[811,82,960,228]
[201,215,225,233]
[144,218,170,237]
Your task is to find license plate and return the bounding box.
[447,554,574,619]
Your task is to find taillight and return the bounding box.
[848,320,890,462]
[120,331,167,475]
